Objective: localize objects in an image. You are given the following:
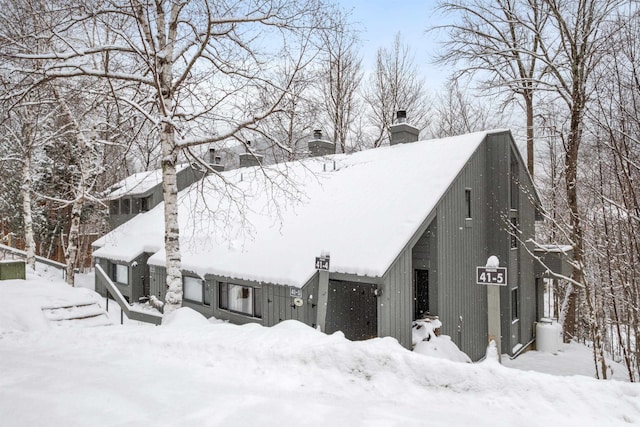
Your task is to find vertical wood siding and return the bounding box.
[434,140,490,361]
[517,154,539,346]
[381,249,413,348]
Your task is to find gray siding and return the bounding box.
[144,264,320,327]
[94,257,110,297]
[95,256,148,302]
[176,166,205,191]
[108,185,163,229]
[149,264,166,302]
[381,249,413,348]
[130,253,150,302]
[434,139,490,361]
[485,132,514,357]
[515,151,539,348]
[109,165,203,230]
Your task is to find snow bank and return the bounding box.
[161,307,209,328]
[2,274,638,426]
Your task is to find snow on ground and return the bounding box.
[1,272,639,426]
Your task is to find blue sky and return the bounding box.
[339,0,451,90]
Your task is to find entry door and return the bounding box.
[143,264,150,297]
[325,280,377,341]
[414,269,429,319]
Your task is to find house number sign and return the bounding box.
[476,266,507,286]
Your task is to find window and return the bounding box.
[121,198,131,214]
[510,151,519,210]
[510,217,518,249]
[109,200,119,215]
[465,189,472,219]
[111,263,128,284]
[184,276,209,305]
[140,196,151,212]
[511,287,519,321]
[219,282,262,318]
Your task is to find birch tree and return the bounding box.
[0,97,43,270]
[1,0,333,312]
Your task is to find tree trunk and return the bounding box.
[563,123,581,342]
[20,122,36,271]
[158,1,183,314]
[161,135,182,314]
[64,198,82,286]
[525,93,534,177]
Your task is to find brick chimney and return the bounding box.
[308,130,336,157]
[390,110,419,145]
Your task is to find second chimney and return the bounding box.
[239,141,264,168]
[308,129,336,157]
[390,110,419,145]
[208,148,225,172]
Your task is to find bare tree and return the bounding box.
[318,11,363,153]
[435,0,549,177]
[254,66,320,163]
[363,32,430,147]
[535,1,624,365]
[429,79,491,138]
[581,7,640,381]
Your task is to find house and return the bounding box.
[93,119,558,361]
[106,155,224,229]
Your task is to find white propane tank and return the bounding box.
[536,318,562,353]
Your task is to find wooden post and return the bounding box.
[316,269,329,332]
[487,284,502,363]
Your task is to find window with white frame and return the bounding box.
[184,276,209,305]
[111,263,128,284]
[218,282,262,318]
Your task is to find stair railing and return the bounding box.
[95,264,162,325]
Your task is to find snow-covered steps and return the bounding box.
[41,302,112,327]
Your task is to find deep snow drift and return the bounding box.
[0,273,639,426]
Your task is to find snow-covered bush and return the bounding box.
[412,317,471,363]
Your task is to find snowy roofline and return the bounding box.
[95,130,517,286]
[106,163,192,199]
[536,244,573,254]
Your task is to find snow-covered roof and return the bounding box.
[106,164,190,199]
[535,244,573,254]
[94,130,503,287]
